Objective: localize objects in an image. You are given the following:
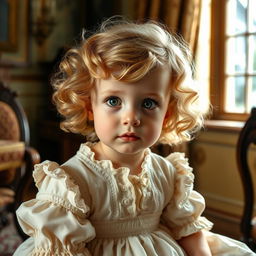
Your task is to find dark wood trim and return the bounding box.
[0,0,18,51]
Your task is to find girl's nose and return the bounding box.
[123,112,141,127]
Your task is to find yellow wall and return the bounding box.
[191,129,256,217]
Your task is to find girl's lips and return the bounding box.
[118,133,140,141]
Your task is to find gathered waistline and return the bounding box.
[91,212,162,238]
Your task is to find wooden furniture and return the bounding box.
[236,107,256,251]
[0,82,40,240]
[0,140,25,171]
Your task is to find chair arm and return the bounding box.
[14,146,41,240]
[15,146,40,208]
[24,146,41,169]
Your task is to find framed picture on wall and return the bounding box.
[0,0,18,51]
[0,0,29,66]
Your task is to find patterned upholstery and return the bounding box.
[0,141,25,185]
[0,102,20,141]
[0,82,40,242]
[0,101,24,186]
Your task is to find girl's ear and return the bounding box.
[85,97,94,121]
[88,110,94,121]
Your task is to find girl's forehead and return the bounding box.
[98,66,170,86]
[93,67,171,95]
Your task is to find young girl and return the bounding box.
[14,18,254,255]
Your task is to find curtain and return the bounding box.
[137,0,202,54]
[137,0,202,155]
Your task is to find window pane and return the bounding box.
[248,35,256,73]
[225,76,245,112]
[226,36,247,74]
[248,0,256,32]
[227,0,248,35]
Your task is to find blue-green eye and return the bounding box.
[142,98,158,110]
[106,97,121,107]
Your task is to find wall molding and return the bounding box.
[203,191,244,208]
[204,207,241,240]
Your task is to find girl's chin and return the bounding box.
[111,144,148,155]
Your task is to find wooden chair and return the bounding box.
[0,82,40,240]
[236,107,256,251]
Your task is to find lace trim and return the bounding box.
[77,142,152,177]
[33,161,89,216]
[166,152,195,208]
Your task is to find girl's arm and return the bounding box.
[177,230,212,256]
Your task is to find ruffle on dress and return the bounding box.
[162,152,213,240]
[77,142,151,177]
[33,161,90,218]
[167,152,194,208]
[15,161,95,256]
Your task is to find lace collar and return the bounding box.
[76,142,152,178]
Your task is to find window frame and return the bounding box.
[210,0,252,121]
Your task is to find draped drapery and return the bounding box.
[137,0,202,54]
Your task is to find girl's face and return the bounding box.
[90,67,171,159]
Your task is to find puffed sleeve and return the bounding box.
[161,153,213,240]
[15,160,96,255]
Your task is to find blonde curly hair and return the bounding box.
[52,17,206,145]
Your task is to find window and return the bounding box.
[211,0,256,121]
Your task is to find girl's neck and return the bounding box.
[92,142,146,175]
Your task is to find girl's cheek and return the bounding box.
[97,116,117,131]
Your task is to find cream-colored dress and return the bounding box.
[14,143,255,255]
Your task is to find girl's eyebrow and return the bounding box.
[99,90,164,101]
[100,90,123,95]
[143,93,165,102]
[146,93,163,98]
[100,89,162,96]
